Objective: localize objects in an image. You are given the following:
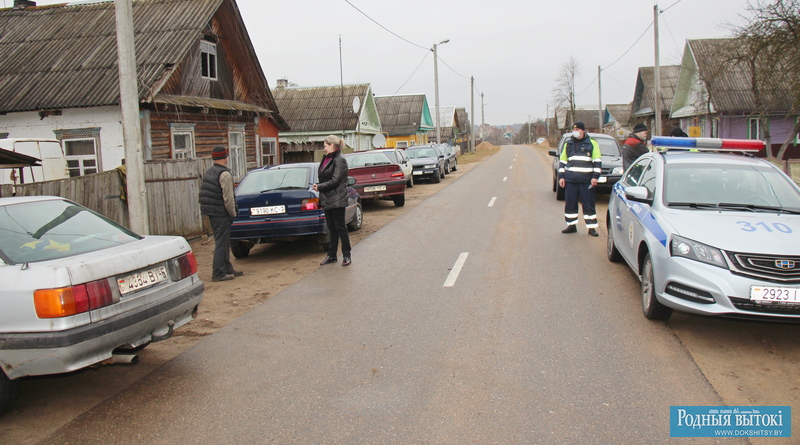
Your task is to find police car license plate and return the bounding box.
[598,177,607,183]
[118,266,169,295]
[251,205,285,216]
[750,286,800,303]
[364,185,386,192]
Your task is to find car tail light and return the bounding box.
[391,170,404,178]
[301,198,320,211]
[34,279,118,319]
[170,251,198,281]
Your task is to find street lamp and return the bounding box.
[432,39,449,145]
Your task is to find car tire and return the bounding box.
[407,175,414,188]
[552,175,557,192]
[433,172,441,183]
[347,203,363,231]
[641,253,673,321]
[452,159,457,171]
[392,194,405,207]
[556,182,565,201]
[0,370,20,416]
[440,166,445,179]
[607,220,622,263]
[444,162,450,174]
[230,240,251,259]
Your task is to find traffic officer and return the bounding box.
[557,122,601,237]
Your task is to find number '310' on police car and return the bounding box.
[607,137,800,322]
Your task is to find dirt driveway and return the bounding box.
[0,144,499,445]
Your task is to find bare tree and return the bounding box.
[734,0,800,161]
[552,57,580,128]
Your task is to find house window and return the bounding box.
[396,141,408,148]
[228,126,246,179]
[170,124,196,159]
[64,138,98,177]
[749,118,761,140]
[201,40,217,80]
[260,137,277,167]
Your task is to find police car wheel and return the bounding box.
[641,253,673,321]
[606,221,622,263]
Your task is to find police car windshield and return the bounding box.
[664,164,800,211]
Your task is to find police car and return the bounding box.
[606,137,800,321]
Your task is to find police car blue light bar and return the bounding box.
[651,136,765,152]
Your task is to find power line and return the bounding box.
[392,51,431,95]
[343,0,429,51]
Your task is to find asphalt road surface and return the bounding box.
[38,146,764,443]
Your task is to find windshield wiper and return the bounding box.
[667,202,720,209]
[718,203,800,214]
[260,186,305,192]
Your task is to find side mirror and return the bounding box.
[548,149,557,157]
[624,186,652,204]
[347,176,356,186]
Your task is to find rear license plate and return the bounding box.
[750,285,800,303]
[364,185,387,192]
[412,171,423,175]
[251,205,286,216]
[118,266,169,295]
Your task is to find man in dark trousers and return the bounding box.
[557,122,601,237]
[199,146,242,282]
[622,122,649,171]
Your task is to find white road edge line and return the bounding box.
[488,197,497,207]
[444,252,469,288]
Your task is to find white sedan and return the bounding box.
[0,196,204,414]
[607,137,800,321]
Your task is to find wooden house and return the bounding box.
[429,105,459,145]
[0,0,288,182]
[374,94,433,148]
[671,38,798,158]
[630,65,681,137]
[272,82,382,162]
[454,107,470,152]
[603,104,633,141]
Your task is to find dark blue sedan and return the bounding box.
[230,163,362,258]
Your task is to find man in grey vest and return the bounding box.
[199,146,242,282]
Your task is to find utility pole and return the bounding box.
[480,92,485,141]
[432,39,449,145]
[527,114,531,144]
[469,76,475,153]
[114,0,148,234]
[598,65,603,132]
[654,4,662,137]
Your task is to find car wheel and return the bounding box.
[444,162,450,174]
[433,171,441,183]
[392,194,405,207]
[347,203,363,231]
[440,166,445,179]
[607,221,622,263]
[452,159,457,171]
[552,175,557,192]
[641,253,673,321]
[0,370,21,416]
[556,181,566,200]
[230,240,251,259]
[407,175,414,188]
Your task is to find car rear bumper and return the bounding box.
[231,214,326,240]
[412,168,439,179]
[0,279,204,379]
[352,180,406,200]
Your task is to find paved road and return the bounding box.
[42,146,743,444]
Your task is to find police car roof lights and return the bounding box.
[651,136,765,152]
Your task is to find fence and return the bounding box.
[0,158,213,238]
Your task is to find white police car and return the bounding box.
[607,137,800,321]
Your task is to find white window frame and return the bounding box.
[228,125,246,179]
[63,137,99,177]
[396,140,408,148]
[749,117,761,140]
[259,137,277,167]
[170,123,196,159]
[200,40,217,80]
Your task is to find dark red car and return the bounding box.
[343,152,406,207]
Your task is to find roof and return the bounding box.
[455,108,469,132]
[272,84,372,133]
[631,65,681,116]
[430,105,456,127]
[0,146,40,168]
[374,95,432,136]
[605,104,631,125]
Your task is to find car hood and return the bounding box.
[409,157,438,165]
[662,208,798,255]
[602,155,622,167]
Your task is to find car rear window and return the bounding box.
[345,153,393,167]
[0,199,139,264]
[237,167,310,194]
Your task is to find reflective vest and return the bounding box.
[557,137,601,183]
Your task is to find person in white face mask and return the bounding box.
[557,122,602,236]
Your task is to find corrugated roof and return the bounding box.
[631,65,681,116]
[374,94,428,136]
[271,84,370,132]
[0,0,222,112]
[605,104,631,124]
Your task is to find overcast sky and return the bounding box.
[19,0,754,126]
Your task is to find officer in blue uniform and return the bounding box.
[557,122,602,237]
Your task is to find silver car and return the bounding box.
[607,137,800,321]
[0,196,204,414]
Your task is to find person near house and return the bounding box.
[199,146,242,282]
[622,122,649,171]
[669,126,689,137]
[558,122,601,237]
[313,135,352,266]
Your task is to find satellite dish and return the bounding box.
[352,96,361,114]
[372,133,386,148]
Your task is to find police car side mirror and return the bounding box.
[548,149,557,157]
[624,186,652,205]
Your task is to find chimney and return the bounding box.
[13,0,36,8]
[276,78,288,89]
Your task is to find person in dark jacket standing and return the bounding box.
[313,135,352,266]
[199,146,241,282]
[622,122,649,171]
[558,122,601,237]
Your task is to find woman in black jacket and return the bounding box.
[313,135,352,266]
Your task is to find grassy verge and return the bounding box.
[459,143,500,164]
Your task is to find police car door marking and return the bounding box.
[625,197,669,247]
[737,221,793,233]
